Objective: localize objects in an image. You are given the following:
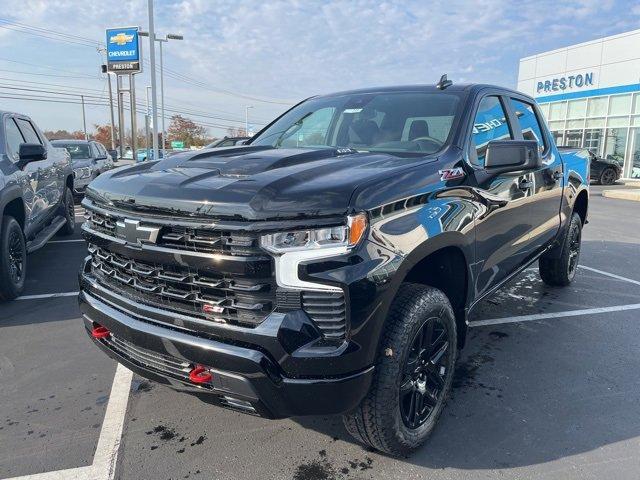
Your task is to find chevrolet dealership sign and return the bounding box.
[106,27,141,73]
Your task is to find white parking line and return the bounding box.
[470,303,640,327]
[3,365,133,480]
[578,265,640,287]
[15,292,78,300]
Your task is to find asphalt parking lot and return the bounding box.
[1,185,639,480]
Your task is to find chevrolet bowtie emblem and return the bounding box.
[109,32,134,46]
[115,219,160,245]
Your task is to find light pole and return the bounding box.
[245,105,253,136]
[146,0,159,162]
[139,31,183,155]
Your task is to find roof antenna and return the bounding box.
[437,74,453,90]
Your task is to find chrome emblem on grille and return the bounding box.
[115,219,160,245]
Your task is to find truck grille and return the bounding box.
[88,243,274,327]
[84,210,261,256]
[105,334,192,381]
[301,291,347,339]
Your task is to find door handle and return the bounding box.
[519,179,533,190]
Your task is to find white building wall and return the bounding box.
[517,29,640,99]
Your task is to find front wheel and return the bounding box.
[539,212,582,286]
[343,284,457,456]
[0,215,27,301]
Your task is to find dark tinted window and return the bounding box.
[470,96,513,166]
[511,98,546,151]
[5,118,25,160]
[15,118,42,144]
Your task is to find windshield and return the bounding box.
[251,91,460,155]
[55,143,91,159]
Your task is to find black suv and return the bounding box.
[79,83,589,455]
[0,111,75,300]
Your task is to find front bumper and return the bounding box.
[79,283,374,418]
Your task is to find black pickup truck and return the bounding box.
[0,111,75,301]
[79,81,589,455]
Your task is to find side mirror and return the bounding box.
[485,140,541,172]
[17,143,47,168]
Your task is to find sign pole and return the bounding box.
[130,74,138,158]
[147,0,160,161]
[117,75,125,158]
[106,73,117,151]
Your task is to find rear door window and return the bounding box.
[511,98,546,151]
[469,96,513,166]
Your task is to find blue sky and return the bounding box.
[0,0,639,137]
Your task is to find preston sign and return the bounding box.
[536,72,594,94]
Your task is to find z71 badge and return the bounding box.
[439,167,466,181]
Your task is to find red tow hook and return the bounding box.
[91,325,111,339]
[189,365,212,384]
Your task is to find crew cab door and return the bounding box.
[3,116,39,228]
[465,94,533,298]
[507,96,563,253]
[14,117,58,224]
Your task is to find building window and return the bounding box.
[585,118,605,129]
[587,97,608,117]
[549,102,566,121]
[603,128,628,164]
[628,128,640,178]
[564,130,583,147]
[633,94,640,115]
[609,94,632,116]
[584,129,604,155]
[567,99,587,118]
[550,130,563,146]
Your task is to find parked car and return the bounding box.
[51,140,114,196]
[79,81,589,456]
[558,147,621,185]
[135,148,164,162]
[205,136,251,148]
[0,111,75,301]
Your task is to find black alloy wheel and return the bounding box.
[7,227,25,284]
[400,316,450,429]
[599,167,616,185]
[566,218,581,281]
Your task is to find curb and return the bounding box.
[602,189,640,202]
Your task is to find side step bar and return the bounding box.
[26,216,67,253]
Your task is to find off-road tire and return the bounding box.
[342,283,457,456]
[539,212,582,286]
[0,215,26,301]
[57,187,75,236]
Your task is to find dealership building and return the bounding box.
[518,29,640,179]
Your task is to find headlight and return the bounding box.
[73,167,91,179]
[260,213,368,253]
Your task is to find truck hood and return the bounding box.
[87,145,434,220]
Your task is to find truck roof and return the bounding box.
[315,83,532,101]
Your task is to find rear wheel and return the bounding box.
[599,167,617,185]
[539,212,582,286]
[0,216,26,301]
[342,284,457,456]
[57,187,75,236]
